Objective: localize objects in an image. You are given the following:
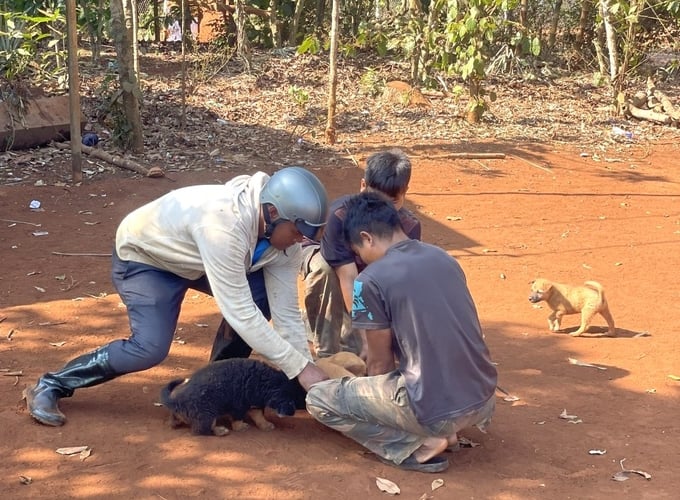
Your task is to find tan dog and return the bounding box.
[529,278,616,337]
[316,352,367,379]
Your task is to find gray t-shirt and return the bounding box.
[351,239,497,425]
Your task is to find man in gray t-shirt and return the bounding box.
[306,191,497,474]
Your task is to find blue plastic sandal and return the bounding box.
[379,454,450,473]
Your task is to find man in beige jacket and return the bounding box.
[25,167,330,427]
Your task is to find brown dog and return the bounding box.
[529,278,616,337]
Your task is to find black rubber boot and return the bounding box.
[25,347,119,426]
[209,319,252,362]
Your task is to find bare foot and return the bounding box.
[447,433,459,446]
[413,436,448,463]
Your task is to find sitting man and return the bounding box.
[306,191,498,473]
[300,149,420,359]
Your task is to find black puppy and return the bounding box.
[160,358,304,436]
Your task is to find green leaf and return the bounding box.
[531,37,541,56]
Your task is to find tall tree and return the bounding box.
[325,0,339,144]
[110,0,144,152]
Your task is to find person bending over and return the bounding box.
[26,167,330,427]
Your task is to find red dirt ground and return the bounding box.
[1,140,679,499]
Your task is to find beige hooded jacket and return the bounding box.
[115,172,312,378]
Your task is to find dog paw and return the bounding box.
[255,421,276,431]
[569,331,584,337]
[231,420,250,432]
[212,425,230,436]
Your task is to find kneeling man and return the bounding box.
[306,191,497,473]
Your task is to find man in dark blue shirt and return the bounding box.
[300,149,420,359]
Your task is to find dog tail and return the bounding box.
[160,378,186,408]
[584,281,605,302]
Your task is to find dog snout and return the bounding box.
[528,292,541,303]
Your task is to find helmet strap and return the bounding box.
[262,204,281,240]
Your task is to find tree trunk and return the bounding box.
[269,0,281,48]
[576,0,592,48]
[289,0,305,45]
[615,0,639,113]
[548,0,563,50]
[325,0,340,144]
[515,0,528,56]
[518,0,528,27]
[110,0,144,152]
[408,0,423,83]
[153,0,160,42]
[416,0,443,84]
[315,0,326,27]
[235,0,252,71]
[593,18,607,76]
[599,0,619,84]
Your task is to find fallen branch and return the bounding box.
[53,142,164,178]
[622,101,672,125]
[52,251,112,257]
[414,152,506,160]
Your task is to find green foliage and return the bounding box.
[95,72,133,150]
[297,33,322,55]
[0,8,66,88]
[668,0,680,15]
[359,67,383,97]
[288,84,309,109]
[78,0,111,44]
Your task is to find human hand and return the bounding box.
[296,362,329,391]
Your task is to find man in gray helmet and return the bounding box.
[25,167,330,427]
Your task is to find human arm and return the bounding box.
[297,362,330,391]
[335,261,358,316]
[197,224,310,379]
[364,328,396,376]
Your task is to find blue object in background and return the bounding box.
[82,132,99,147]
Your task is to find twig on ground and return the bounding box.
[414,152,507,160]
[345,148,360,167]
[52,252,112,257]
[0,218,42,227]
[512,154,553,173]
[472,159,491,170]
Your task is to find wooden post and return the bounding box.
[65,0,82,183]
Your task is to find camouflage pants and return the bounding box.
[299,244,362,358]
[306,370,495,465]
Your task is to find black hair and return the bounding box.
[343,191,402,247]
[364,149,411,198]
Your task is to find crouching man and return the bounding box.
[306,191,497,473]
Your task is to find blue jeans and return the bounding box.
[306,370,495,464]
[105,251,268,373]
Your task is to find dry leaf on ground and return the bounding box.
[376,477,400,495]
[567,357,607,370]
[611,459,652,482]
[56,446,89,455]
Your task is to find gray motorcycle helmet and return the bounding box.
[260,166,329,241]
